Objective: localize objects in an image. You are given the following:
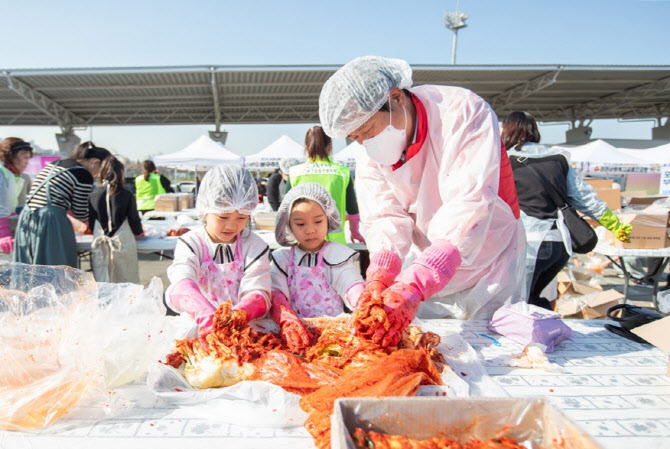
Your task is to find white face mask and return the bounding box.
[362,100,407,165]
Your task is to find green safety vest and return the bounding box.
[135,173,166,210]
[289,158,350,244]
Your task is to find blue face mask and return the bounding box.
[362,100,407,166]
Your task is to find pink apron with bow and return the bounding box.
[195,233,244,308]
[288,243,344,318]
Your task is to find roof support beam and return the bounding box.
[553,75,670,121]
[210,68,222,131]
[489,68,563,111]
[2,72,84,131]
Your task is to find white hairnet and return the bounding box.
[196,164,258,220]
[319,56,413,139]
[279,157,302,175]
[275,182,341,247]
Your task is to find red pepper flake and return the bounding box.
[549,389,554,393]
[272,409,277,412]
[460,372,467,376]
[149,423,154,427]
[435,392,439,396]
[122,328,127,331]
[442,392,447,396]
[174,388,183,392]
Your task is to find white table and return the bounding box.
[3,319,668,449]
[593,235,670,308]
[76,234,179,253]
[142,208,199,221]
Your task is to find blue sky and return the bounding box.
[1,0,669,159]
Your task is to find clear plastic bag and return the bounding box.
[657,289,670,314]
[0,263,102,430]
[95,277,175,388]
[583,253,609,275]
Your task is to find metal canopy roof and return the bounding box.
[1,64,669,130]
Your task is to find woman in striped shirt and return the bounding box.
[14,141,111,267]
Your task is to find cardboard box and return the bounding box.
[554,289,623,319]
[604,211,670,249]
[154,194,181,212]
[254,212,277,230]
[631,315,670,376]
[557,268,603,297]
[594,187,622,210]
[626,195,668,207]
[585,178,614,189]
[175,193,194,210]
[332,397,601,449]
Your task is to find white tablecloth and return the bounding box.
[3,319,669,449]
[76,234,179,253]
[142,208,199,221]
[594,240,670,258]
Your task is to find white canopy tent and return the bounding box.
[333,141,364,167]
[244,135,305,169]
[153,135,242,168]
[553,139,651,165]
[618,142,670,165]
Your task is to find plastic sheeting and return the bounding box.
[0,263,101,430]
[0,263,178,430]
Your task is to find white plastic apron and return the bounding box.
[91,186,140,283]
[382,136,525,320]
[288,243,344,318]
[195,233,244,308]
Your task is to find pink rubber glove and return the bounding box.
[394,240,462,301]
[347,214,365,244]
[169,279,217,334]
[357,250,403,311]
[374,283,423,347]
[345,282,365,309]
[270,291,311,353]
[372,240,461,347]
[0,237,13,254]
[232,292,268,323]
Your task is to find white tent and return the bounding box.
[618,142,670,164]
[245,135,306,168]
[153,135,241,168]
[554,140,650,165]
[333,141,364,163]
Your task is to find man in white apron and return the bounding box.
[319,56,526,347]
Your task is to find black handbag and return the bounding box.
[604,304,663,344]
[515,157,598,254]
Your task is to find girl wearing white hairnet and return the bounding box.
[165,165,271,336]
[271,183,365,351]
[319,56,526,346]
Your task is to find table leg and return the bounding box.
[606,255,630,303]
[651,257,669,309]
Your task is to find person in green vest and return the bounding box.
[286,126,365,245]
[135,160,173,213]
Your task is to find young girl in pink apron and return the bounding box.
[166,165,271,336]
[270,183,365,351]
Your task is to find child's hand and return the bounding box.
[270,291,311,352]
[280,317,312,353]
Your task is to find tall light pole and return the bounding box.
[444,5,468,64]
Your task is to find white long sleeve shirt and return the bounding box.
[270,242,364,310]
[166,225,272,313]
